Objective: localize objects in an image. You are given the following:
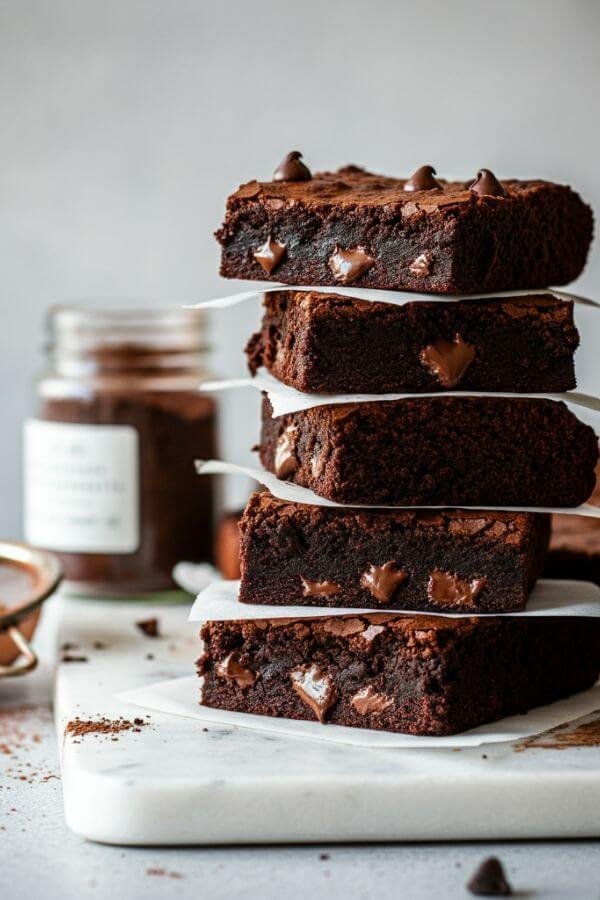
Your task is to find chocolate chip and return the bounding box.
[467,857,512,895]
[360,562,408,603]
[404,165,442,192]
[216,652,255,688]
[419,334,476,388]
[290,664,335,723]
[301,578,341,597]
[469,169,507,197]
[409,252,432,276]
[136,617,160,638]
[328,246,374,284]
[253,236,286,274]
[274,425,298,479]
[351,685,393,715]
[273,151,312,182]
[428,571,487,608]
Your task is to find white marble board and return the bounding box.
[52,594,600,845]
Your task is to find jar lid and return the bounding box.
[48,305,209,353]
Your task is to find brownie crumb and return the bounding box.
[146,868,183,879]
[136,617,160,638]
[65,717,149,740]
[319,853,330,861]
[467,856,512,896]
[92,641,108,650]
[61,655,88,663]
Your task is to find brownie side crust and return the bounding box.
[197,615,600,735]
[217,167,593,294]
[246,291,579,394]
[259,396,599,508]
[239,493,550,613]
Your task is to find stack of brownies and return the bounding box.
[198,154,600,735]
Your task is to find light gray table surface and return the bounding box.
[2,608,600,900]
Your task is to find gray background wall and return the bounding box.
[1,0,599,535]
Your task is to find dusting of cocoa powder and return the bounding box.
[515,714,600,751]
[65,716,150,741]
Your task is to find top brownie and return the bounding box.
[216,162,593,294]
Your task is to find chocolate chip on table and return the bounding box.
[467,856,512,895]
[136,617,160,638]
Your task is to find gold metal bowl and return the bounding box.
[0,541,62,678]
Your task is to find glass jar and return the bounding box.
[24,306,218,596]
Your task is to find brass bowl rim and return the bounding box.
[0,541,63,628]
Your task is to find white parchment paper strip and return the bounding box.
[187,578,600,622]
[195,459,600,518]
[200,369,600,419]
[117,675,600,749]
[187,284,600,310]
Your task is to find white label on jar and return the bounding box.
[23,419,140,553]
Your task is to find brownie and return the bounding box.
[259,396,598,508]
[239,493,550,613]
[197,614,600,735]
[545,473,600,584]
[216,166,593,294]
[214,509,243,580]
[246,291,579,394]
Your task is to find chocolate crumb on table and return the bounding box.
[197,615,600,736]
[65,717,149,740]
[467,856,513,896]
[246,291,579,394]
[239,493,550,613]
[259,396,598,507]
[216,162,593,294]
[60,654,89,663]
[136,617,160,638]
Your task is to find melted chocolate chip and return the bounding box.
[301,578,341,597]
[420,334,476,388]
[274,425,298,479]
[328,246,374,284]
[273,151,312,182]
[351,685,393,716]
[409,253,432,276]
[360,562,408,603]
[253,236,286,274]
[428,571,487,609]
[404,165,442,192]
[290,664,335,723]
[467,856,512,896]
[469,169,507,197]
[216,652,255,688]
